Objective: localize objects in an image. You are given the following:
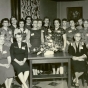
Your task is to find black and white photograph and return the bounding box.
[0,0,88,88]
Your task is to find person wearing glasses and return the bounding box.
[68,31,87,87]
[0,32,15,88]
[0,18,13,48]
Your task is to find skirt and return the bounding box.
[12,61,29,75]
[0,64,15,84]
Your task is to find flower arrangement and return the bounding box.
[37,33,61,55]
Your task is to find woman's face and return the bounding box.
[26,17,31,24]
[74,33,81,42]
[54,20,60,28]
[70,20,75,27]
[83,21,88,28]
[32,21,38,28]
[78,19,83,26]
[11,18,17,25]
[2,21,9,27]
[37,21,42,28]
[0,36,5,45]
[62,21,67,27]
[16,35,22,43]
[19,21,24,28]
[44,18,49,25]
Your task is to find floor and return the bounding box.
[13,79,88,88]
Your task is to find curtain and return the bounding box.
[21,0,40,19]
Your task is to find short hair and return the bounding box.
[78,18,84,21]
[37,19,42,22]
[19,19,25,23]
[25,16,32,21]
[53,18,61,25]
[69,19,76,23]
[15,32,22,37]
[62,18,68,22]
[1,18,9,24]
[32,19,38,24]
[43,17,50,22]
[10,16,17,24]
[84,19,88,22]
[74,30,81,36]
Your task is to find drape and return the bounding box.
[21,0,40,19]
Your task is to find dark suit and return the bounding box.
[10,42,29,74]
[68,42,87,72]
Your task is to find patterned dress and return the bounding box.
[82,28,88,45]
[0,28,13,47]
[0,45,15,84]
[52,28,65,51]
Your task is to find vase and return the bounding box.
[44,50,54,57]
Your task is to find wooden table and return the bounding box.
[28,52,72,88]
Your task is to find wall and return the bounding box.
[0,0,11,21]
[40,0,57,23]
[57,0,88,20]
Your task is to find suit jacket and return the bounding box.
[10,42,28,61]
[68,41,87,57]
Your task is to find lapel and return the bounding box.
[71,42,84,53]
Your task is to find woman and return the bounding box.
[66,19,77,52]
[76,18,84,30]
[82,19,88,48]
[43,17,52,36]
[52,18,66,74]
[68,31,87,87]
[9,17,18,42]
[62,18,68,30]
[25,16,32,30]
[10,33,29,88]
[29,19,44,75]
[0,32,15,88]
[0,18,13,47]
[14,19,30,48]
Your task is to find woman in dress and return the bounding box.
[29,19,44,75]
[76,18,84,30]
[82,19,88,48]
[9,17,18,42]
[14,19,30,48]
[25,16,32,31]
[10,33,29,88]
[66,19,77,52]
[43,17,52,36]
[0,33,15,88]
[68,31,87,87]
[52,18,66,74]
[0,18,13,48]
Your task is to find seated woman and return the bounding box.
[68,31,87,87]
[10,33,29,88]
[0,32,15,88]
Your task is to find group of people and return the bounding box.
[0,16,88,88]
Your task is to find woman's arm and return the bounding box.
[26,29,31,47]
[63,34,67,51]
[41,30,44,44]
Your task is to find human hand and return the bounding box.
[62,48,65,52]
[17,61,24,66]
[3,64,10,68]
